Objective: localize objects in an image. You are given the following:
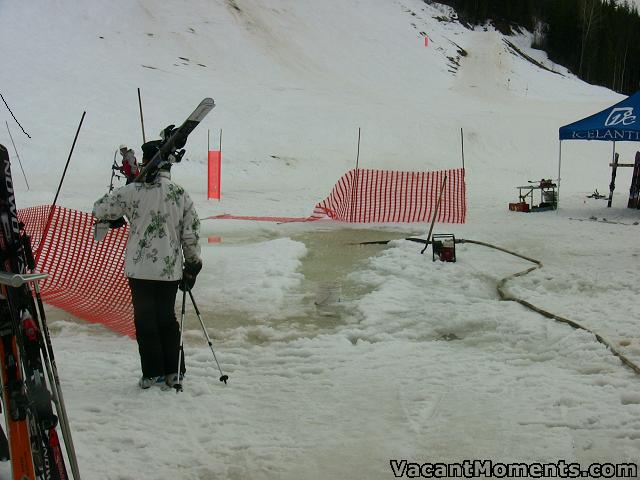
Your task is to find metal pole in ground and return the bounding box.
[36,111,86,262]
[460,127,465,170]
[5,121,29,190]
[608,142,618,208]
[349,127,361,223]
[420,174,448,254]
[557,140,562,212]
[138,88,146,143]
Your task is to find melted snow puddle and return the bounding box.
[190,227,409,343]
[43,227,415,344]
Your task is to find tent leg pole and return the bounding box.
[557,141,562,213]
[608,142,618,208]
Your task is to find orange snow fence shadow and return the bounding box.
[208,168,466,224]
[18,205,135,338]
[208,150,221,199]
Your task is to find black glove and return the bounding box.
[108,217,126,229]
[179,260,202,292]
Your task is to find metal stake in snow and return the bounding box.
[5,120,29,190]
[138,88,146,143]
[36,111,86,262]
[0,92,31,138]
[460,127,465,170]
[420,174,447,254]
[349,127,361,223]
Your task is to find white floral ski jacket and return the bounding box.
[93,171,201,281]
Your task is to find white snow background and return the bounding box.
[1,0,640,478]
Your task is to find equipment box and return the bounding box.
[509,202,530,212]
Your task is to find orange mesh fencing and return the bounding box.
[208,168,467,224]
[310,168,466,223]
[18,205,135,338]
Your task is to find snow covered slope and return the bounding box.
[0,0,634,214]
[1,1,640,479]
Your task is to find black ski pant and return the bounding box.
[128,278,185,378]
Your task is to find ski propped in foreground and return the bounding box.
[0,144,81,479]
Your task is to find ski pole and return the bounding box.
[187,287,228,384]
[32,281,82,479]
[174,289,187,393]
[420,174,448,254]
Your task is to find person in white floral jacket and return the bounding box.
[93,140,202,389]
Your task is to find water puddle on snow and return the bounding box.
[43,228,414,343]
[192,227,410,342]
[288,228,399,325]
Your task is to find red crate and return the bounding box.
[509,202,530,212]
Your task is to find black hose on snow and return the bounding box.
[358,236,640,376]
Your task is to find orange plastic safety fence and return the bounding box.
[18,205,135,338]
[208,168,467,224]
[311,168,467,223]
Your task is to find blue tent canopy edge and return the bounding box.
[559,91,640,141]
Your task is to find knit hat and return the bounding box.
[141,140,162,163]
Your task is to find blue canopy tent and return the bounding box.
[558,91,640,208]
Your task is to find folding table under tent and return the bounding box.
[558,90,640,208]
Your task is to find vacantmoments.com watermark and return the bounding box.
[389,459,638,478]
